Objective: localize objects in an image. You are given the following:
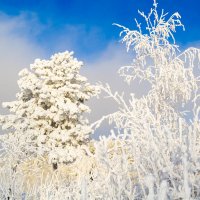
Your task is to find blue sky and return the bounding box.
[0,0,199,134]
[0,0,199,59]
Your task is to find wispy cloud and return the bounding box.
[0,12,45,114]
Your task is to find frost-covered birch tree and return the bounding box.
[93,0,200,199]
[0,51,98,165]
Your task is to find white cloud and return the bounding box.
[0,12,45,114]
[82,42,132,120]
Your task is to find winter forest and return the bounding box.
[0,0,200,199]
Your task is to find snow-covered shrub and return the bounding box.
[94,0,200,199]
[0,51,99,165]
[0,150,96,199]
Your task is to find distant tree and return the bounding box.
[0,51,98,165]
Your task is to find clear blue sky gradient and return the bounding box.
[0,0,199,58]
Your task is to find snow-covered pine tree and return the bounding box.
[0,51,98,166]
